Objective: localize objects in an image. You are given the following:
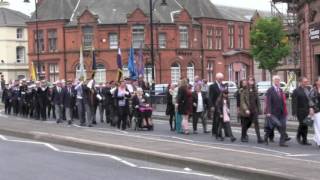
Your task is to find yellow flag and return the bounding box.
[30,63,36,81]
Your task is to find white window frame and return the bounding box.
[49,63,59,82]
[179,26,189,48]
[132,25,145,48]
[94,64,106,83]
[109,33,118,49]
[17,28,23,39]
[158,33,166,49]
[207,28,213,49]
[171,63,181,84]
[76,64,87,80]
[215,28,223,50]
[48,29,57,52]
[16,46,25,63]
[82,26,93,50]
[228,25,234,49]
[187,63,195,83]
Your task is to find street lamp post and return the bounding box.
[24,0,40,80]
[149,0,167,93]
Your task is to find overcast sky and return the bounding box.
[2,0,286,16]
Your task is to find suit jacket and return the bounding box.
[265,86,287,118]
[292,86,310,120]
[192,91,209,113]
[63,87,75,108]
[37,87,49,106]
[239,87,261,117]
[177,86,189,114]
[208,82,221,108]
[52,87,64,105]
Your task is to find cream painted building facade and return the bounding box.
[0,8,29,82]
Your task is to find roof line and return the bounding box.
[174,0,183,9]
[70,0,81,21]
[170,10,181,23]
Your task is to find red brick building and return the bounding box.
[27,0,257,84]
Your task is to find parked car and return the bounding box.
[257,81,287,96]
[154,84,168,95]
[207,81,238,95]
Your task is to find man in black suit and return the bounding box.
[37,80,49,121]
[52,81,64,123]
[292,77,312,145]
[209,73,224,136]
[63,80,75,125]
[264,75,288,147]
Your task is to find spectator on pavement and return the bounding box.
[166,84,176,131]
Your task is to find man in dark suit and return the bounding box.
[209,73,224,136]
[63,80,75,125]
[192,84,209,134]
[52,80,64,123]
[264,75,289,147]
[96,83,105,123]
[37,80,49,121]
[292,77,312,145]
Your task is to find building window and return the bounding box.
[76,64,87,80]
[187,62,195,83]
[17,28,23,39]
[158,33,166,49]
[49,64,59,82]
[109,33,118,49]
[122,65,129,78]
[34,30,44,53]
[144,63,154,84]
[16,46,25,63]
[82,26,93,50]
[94,64,106,83]
[132,25,145,48]
[179,26,189,48]
[171,63,181,84]
[207,28,213,49]
[34,63,46,77]
[48,29,57,52]
[239,26,244,49]
[207,61,214,82]
[215,28,223,50]
[228,25,234,49]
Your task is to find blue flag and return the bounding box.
[117,48,123,82]
[128,47,137,80]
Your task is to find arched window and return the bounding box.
[94,64,106,83]
[171,62,181,84]
[75,64,87,80]
[16,46,25,63]
[187,62,195,83]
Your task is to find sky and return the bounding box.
[1,0,286,16]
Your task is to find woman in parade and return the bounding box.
[132,88,153,130]
[309,77,320,148]
[215,88,236,142]
[113,80,131,130]
[177,78,192,135]
[173,80,182,133]
[166,84,176,131]
[239,77,263,143]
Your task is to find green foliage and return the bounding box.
[250,17,291,73]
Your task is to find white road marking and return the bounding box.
[0,134,227,178]
[286,154,314,157]
[139,166,225,179]
[85,129,320,165]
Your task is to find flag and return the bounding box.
[116,48,123,82]
[79,45,85,80]
[128,47,137,80]
[30,62,36,81]
[92,49,97,78]
[137,44,144,77]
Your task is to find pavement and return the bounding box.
[0,135,233,180]
[0,113,319,180]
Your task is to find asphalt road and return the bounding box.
[2,112,320,162]
[0,135,234,180]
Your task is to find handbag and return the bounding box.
[303,117,314,127]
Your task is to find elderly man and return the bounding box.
[264,75,289,147]
[52,80,64,123]
[209,73,225,136]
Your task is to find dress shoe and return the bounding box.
[279,143,289,147]
[216,137,224,141]
[257,139,264,144]
[231,137,236,142]
[204,131,210,134]
[68,121,72,125]
[92,121,97,125]
[193,131,198,134]
[285,137,291,142]
[241,138,248,143]
[88,124,93,127]
[296,137,302,145]
[302,141,312,146]
[100,120,104,123]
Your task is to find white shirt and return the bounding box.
[196,92,204,113]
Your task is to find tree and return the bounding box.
[250,17,291,81]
